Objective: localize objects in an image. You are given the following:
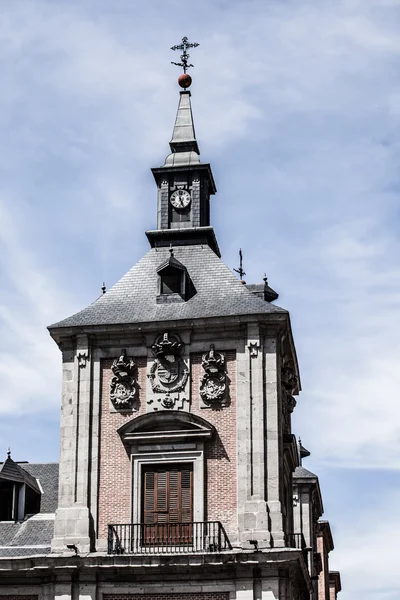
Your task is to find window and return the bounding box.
[0,482,14,520]
[142,463,193,544]
[156,252,195,301]
[160,270,182,295]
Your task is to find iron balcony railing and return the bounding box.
[285,532,307,551]
[108,521,232,555]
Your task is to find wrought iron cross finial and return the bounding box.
[171,36,199,73]
[234,248,246,280]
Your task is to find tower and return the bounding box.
[0,40,341,600]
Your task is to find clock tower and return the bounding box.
[147,89,219,255]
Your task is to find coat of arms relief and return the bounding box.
[110,349,138,411]
[147,332,190,411]
[199,345,228,409]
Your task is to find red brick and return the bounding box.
[97,351,237,538]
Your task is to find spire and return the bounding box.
[147,38,219,256]
[169,91,200,155]
[298,437,311,465]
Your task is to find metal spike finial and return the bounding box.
[169,243,174,257]
[7,447,11,458]
[234,248,246,281]
[171,36,199,74]
[101,282,106,295]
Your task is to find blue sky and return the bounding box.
[1,0,400,597]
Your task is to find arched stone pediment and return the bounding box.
[117,411,215,444]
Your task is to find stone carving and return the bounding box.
[147,333,189,410]
[110,350,138,410]
[200,345,227,408]
[248,342,260,358]
[281,357,298,433]
[77,351,89,368]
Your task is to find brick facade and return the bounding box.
[317,533,329,600]
[97,357,147,537]
[190,351,237,532]
[104,595,229,600]
[97,351,237,539]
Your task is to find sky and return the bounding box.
[0,0,399,597]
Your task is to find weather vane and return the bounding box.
[171,36,199,89]
[234,249,246,281]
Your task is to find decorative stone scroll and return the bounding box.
[200,345,227,409]
[110,350,138,410]
[147,332,189,411]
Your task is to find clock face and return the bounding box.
[170,189,191,209]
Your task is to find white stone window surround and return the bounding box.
[130,447,205,524]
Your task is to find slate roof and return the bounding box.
[0,462,58,558]
[22,463,59,513]
[0,457,41,494]
[169,91,199,154]
[49,244,286,330]
[0,517,55,557]
[293,465,318,479]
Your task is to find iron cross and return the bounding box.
[171,36,199,73]
[234,249,246,280]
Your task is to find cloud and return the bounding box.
[0,196,77,415]
[294,219,400,469]
[334,490,400,600]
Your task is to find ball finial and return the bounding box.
[178,73,192,89]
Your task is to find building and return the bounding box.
[0,68,341,600]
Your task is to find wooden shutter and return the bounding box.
[142,464,193,544]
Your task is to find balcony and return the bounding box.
[285,532,307,550]
[108,521,232,555]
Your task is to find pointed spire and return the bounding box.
[169,91,200,155]
[263,272,279,302]
[298,437,311,465]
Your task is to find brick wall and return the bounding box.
[0,597,38,599]
[97,350,237,538]
[190,351,237,532]
[329,583,336,600]
[317,535,329,600]
[104,595,229,600]
[97,357,147,537]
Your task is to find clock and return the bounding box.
[170,189,191,209]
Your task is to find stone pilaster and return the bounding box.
[52,334,93,553]
[158,178,169,229]
[265,335,285,547]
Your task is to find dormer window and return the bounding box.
[156,248,194,302]
[0,452,41,521]
[160,268,183,295]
